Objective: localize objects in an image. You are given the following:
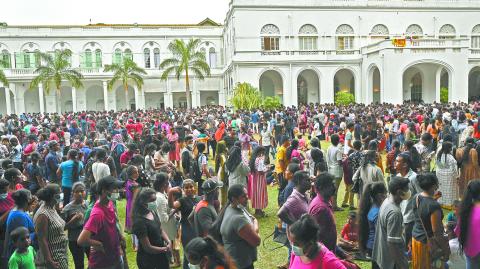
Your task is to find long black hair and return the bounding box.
[460,137,475,167]
[249,146,265,172]
[437,141,453,163]
[286,139,299,160]
[132,187,156,221]
[226,146,242,173]
[358,182,387,252]
[68,149,80,183]
[459,180,480,253]
[404,140,421,172]
[185,236,234,269]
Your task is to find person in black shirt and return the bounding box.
[173,179,201,269]
[361,122,377,148]
[132,188,171,269]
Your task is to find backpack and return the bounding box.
[192,154,204,183]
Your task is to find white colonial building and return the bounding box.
[1,0,480,114]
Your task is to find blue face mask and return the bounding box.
[0,193,7,200]
[292,245,304,257]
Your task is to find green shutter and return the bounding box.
[32,52,39,68]
[14,52,22,68]
[23,53,30,68]
[95,50,102,68]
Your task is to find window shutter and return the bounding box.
[95,50,102,68]
[15,53,24,68]
[79,52,85,68]
[32,52,39,68]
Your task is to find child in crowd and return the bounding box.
[446,199,460,223]
[338,211,359,252]
[446,221,466,269]
[8,226,36,269]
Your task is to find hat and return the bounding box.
[97,176,124,193]
[201,178,223,193]
[48,140,58,149]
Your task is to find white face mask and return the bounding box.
[108,192,120,201]
[292,245,304,257]
[400,190,412,201]
[188,263,201,269]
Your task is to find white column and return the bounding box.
[4,86,11,115]
[103,81,109,111]
[435,67,442,103]
[134,85,140,110]
[39,83,45,114]
[191,79,198,108]
[289,65,297,107]
[165,78,173,109]
[72,87,77,112]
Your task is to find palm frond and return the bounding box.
[0,70,8,86]
[160,66,177,80]
[103,64,121,73]
[190,67,206,80]
[159,58,180,69]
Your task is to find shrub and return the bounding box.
[440,87,448,103]
[335,91,355,105]
[230,82,262,110]
[262,96,282,110]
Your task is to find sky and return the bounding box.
[2,0,230,25]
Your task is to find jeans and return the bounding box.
[264,145,271,164]
[69,240,86,269]
[466,254,480,269]
[63,186,72,206]
[404,221,414,251]
[181,222,196,269]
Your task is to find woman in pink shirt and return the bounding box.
[288,214,346,269]
[457,179,480,268]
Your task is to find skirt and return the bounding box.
[412,237,445,269]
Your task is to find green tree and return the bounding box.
[160,39,211,109]
[230,82,262,110]
[30,50,83,113]
[262,96,282,110]
[440,87,448,104]
[104,57,147,110]
[0,59,8,86]
[335,91,355,105]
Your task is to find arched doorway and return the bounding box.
[259,70,283,103]
[402,63,451,103]
[0,88,15,115]
[86,86,104,111]
[333,69,355,96]
[24,88,41,113]
[297,69,320,105]
[469,67,480,101]
[60,87,73,113]
[371,67,381,103]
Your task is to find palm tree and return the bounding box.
[0,59,9,87]
[30,50,83,113]
[104,57,147,110]
[160,38,211,109]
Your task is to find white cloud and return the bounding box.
[3,0,230,25]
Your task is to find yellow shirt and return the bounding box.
[275,146,288,173]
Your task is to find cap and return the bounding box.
[48,140,58,149]
[201,178,223,193]
[97,176,125,193]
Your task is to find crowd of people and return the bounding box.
[0,100,480,269]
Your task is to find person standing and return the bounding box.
[326,134,343,211]
[45,141,60,184]
[456,138,480,196]
[132,188,171,269]
[275,136,290,206]
[77,176,125,269]
[34,184,69,269]
[193,179,222,237]
[411,173,450,269]
[308,173,337,252]
[457,179,480,269]
[226,146,250,188]
[57,149,84,206]
[372,176,410,269]
[435,141,459,208]
[260,125,273,164]
[220,184,260,269]
[214,141,228,207]
[249,146,269,217]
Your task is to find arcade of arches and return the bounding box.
[403,63,450,103]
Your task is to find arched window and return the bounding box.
[209,47,217,68]
[85,49,93,68]
[439,24,456,39]
[260,24,280,51]
[298,24,318,51]
[406,24,423,37]
[95,49,102,67]
[336,24,355,50]
[471,24,480,48]
[1,50,11,68]
[370,24,389,43]
[124,49,133,61]
[113,49,122,64]
[153,48,160,68]
[144,48,151,68]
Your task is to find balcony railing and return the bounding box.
[363,38,470,55]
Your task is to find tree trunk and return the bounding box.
[57,88,62,113]
[124,84,129,110]
[185,69,191,109]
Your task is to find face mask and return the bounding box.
[108,192,120,201]
[54,194,62,204]
[147,202,157,211]
[188,263,201,269]
[400,190,412,201]
[0,193,7,200]
[292,245,305,257]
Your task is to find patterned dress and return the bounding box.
[436,154,459,207]
[251,156,268,210]
[125,179,139,232]
[33,203,68,269]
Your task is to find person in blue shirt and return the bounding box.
[57,149,84,206]
[69,121,81,137]
[45,141,60,184]
[3,189,35,261]
[251,110,259,134]
[80,140,93,164]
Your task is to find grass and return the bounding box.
[69,139,371,268]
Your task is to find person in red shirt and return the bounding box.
[338,211,359,252]
[119,143,137,169]
[134,118,143,135]
[125,119,136,136]
[473,121,480,139]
